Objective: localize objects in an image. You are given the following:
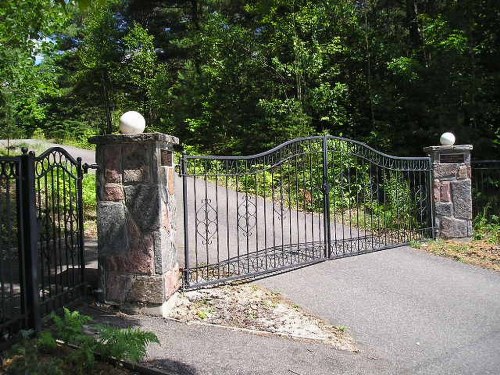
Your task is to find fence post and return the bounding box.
[19,149,41,332]
[423,144,473,239]
[89,134,180,309]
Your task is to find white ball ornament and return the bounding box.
[440,132,456,146]
[119,111,146,135]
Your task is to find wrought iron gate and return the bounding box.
[181,136,433,289]
[0,147,85,340]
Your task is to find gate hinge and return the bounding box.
[322,182,330,193]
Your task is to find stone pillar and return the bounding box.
[423,145,473,239]
[89,133,179,305]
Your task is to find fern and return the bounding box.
[2,308,160,374]
[51,307,93,345]
[96,326,160,363]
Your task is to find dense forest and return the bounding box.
[0,0,499,158]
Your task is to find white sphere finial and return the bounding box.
[440,132,456,146]
[119,111,145,135]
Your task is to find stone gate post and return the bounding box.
[90,133,179,306]
[423,144,473,239]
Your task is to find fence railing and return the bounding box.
[471,160,500,218]
[0,148,86,344]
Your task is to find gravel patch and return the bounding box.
[165,284,357,352]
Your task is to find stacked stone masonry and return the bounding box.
[424,145,473,239]
[90,133,180,304]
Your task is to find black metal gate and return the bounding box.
[181,136,433,289]
[0,147,85,341]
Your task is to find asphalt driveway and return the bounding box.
[258,245,500,374]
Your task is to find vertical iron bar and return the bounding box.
[428,159,436,239]
[215,162,220,280]
[76,157,85,295]
[235,162,241,274]
[20,150,41,333]
[286,152,292,266]
[181,153,190,287]
[262,157,268,270]
[245,160,250,273]
[294,144,300,261]
[279,162,285,259]
[225,162,230,278]
[271,166,277,268]
[254,165,260,270]
[322,136,332,259]
[193,160,199,282]
[203,160,209,279]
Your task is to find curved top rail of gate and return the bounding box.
[182,135,431,176]
[33,147,82,179]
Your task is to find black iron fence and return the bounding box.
[471,160,500,218]
[0,148,85,343]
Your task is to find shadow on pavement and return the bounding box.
[144,359,199,375]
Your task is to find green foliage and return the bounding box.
[1,0,498,159]
[0,0,72,138]
[97,326,160,363]
[82,173,97,213]
[2,308,160,374]
[51,308,93,344]
[474,213,500,245]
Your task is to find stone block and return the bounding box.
[103,144,122,171]
[435,202,452,217]
[98,202,128,255]
[123,168,149,183]
[440,181,451,202]
[160,199,172,232]
[451,180,472,219]
[104,272,133,303]
[153,229,177,274]
[105,168,122,183]
[440,216,471,239]
[458,165,471,180]
[105,231,155,275]
[168,168,175,195]
[164,265,181,299]
[434,164,458,179]
[433,180,440,202]
[124,185,160,231]
[128,275,165,304]
[103,183,124,202]
[122,143,151,170]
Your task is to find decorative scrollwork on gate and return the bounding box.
[237,195,257,237]
[196,199,217,245]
